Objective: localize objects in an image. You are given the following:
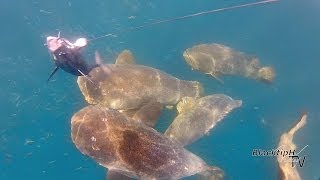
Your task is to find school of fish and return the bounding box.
[43,0,308,179]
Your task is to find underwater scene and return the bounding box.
[1,0,319,179]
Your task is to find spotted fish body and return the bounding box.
[165,94,242,146]
[183,43,275,83]
[71,105,221,179]
[77,64,203,110]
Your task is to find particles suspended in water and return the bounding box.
[88,0,280,41]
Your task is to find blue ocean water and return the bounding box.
[1,0,319,179]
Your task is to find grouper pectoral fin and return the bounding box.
[132,101,163,127]
[47,66,59,82]
[209,72,224,84]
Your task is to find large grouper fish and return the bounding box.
[77,50,203,111]
[73,50,245,179]
[103,94,241,179]
[183,43,275,83]
[165,94,242,146]
[71,105,224,179]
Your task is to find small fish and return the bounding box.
[46,32,97,83]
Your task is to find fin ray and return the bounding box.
[47,66,59,82]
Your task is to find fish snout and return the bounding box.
[183,50,199,70]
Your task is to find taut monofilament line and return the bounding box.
[89,0,279,41]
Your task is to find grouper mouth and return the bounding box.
[183,50,199,70]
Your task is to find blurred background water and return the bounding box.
[0,0,319,179]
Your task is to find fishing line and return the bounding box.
[88,0,279,42]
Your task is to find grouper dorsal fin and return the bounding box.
[95,51,112,75]
[47,66,59,82]
[176,97,197,114]
[95,51,103,65]
[115,50,136,65]
[132,101,163,127]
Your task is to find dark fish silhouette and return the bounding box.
[46,33,96,83]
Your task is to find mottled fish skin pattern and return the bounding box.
[183,43,275,83]
[165,94,242,147]
[71,105,211,179]
[106,101,162,180]
[77,64,203,110]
